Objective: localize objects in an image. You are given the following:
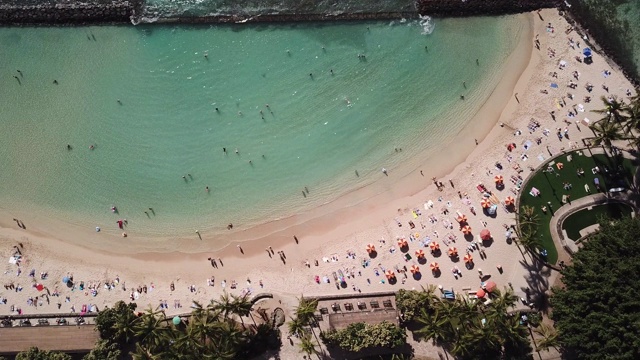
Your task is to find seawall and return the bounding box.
[0,1,141,24]
[416,0,559,17]
[0,0,558,25]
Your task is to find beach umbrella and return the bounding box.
[480,229,491,241]
[448,247,458,256]
[366,244,376,253]
[385,270,395,279]
[429,242,440,251]
[462,225,472,235]
[430,262,439,271]
[414,232,421,239]
[476,288,486,298]
[456,214,467,223]
[415,249,425,258]
[480,198,491,209]
[494,175,504,184]
[464,254,473,263]
[35,284,44,292]
[62,276,70,284]
[410,265,420,274]
[397,238,408,248]
[507,143,516,151]
[505,196,515,206]
[172,316,181,325]
[483,280,497,293]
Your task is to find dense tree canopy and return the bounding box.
[551,216,640,360]
[321,321,406,352]
[15,347,71,360]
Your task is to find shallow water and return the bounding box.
[0,17,524,237]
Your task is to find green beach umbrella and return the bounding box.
[172,316,181,325]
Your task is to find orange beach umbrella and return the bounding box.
[397,238,408,248]
[494,175,504,184]
[385,270,395,279]
[480,198,491,209]
[505,196,515,206]
[476,288,486,298]
[429,242,440,251]
[448,247,458,256]
[366,244,376,253]
[456,214,468,223]
[415,249,425,258]
[462,225,472,235]
[464,254,473,263]
[430,262,440,271]
[410,265,420,274]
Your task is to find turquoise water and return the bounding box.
[0,17,524,237]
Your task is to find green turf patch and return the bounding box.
[562,203,633,241]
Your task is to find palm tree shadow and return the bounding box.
[518,256,553,314]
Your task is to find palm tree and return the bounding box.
[287,316,307,338]
[533,323,559,351]
[211,292,235,320]
[229,293,253,327]
[295,296,319,325]
[298,332,321,359]
[592,95,627,124]
[589,117,630,154]
[134,308,169,353]
[414,307,448,344]
[489,288,518,315]
[132,343,165,360]
[113,307,140,344]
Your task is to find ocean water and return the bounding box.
[0,16,524,238]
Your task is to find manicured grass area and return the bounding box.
[518,150,636,264]
[562,203,633,241]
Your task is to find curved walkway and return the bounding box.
[549,192,637,254]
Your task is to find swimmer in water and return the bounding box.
[206,186,209,192]
[67,144,72,150]
[89,145,95,150]
[235,148,239,154]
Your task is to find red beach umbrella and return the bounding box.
[483,280,497,293]
[429,242,440,251]
[366,244,376,253]
[35,284,44,292]
[448,247,458,257]
[480,198,491,209]
[397,238,408,248]
[464,254,473,263]
[385,270,395,279]
[480,229,491,241]
[505,196,515,206]
[494,175,504,184]
[430,262,440,271]
[456,214,468,223]
[410,265,420,274]
[415,249,425,258]
[462,225,472,235]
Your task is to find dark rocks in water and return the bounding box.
[415,0,560,17]
[0,1,142,25]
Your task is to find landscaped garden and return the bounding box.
[518,149,636,264]
[562,203,634,241]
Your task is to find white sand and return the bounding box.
[0,9,636,359]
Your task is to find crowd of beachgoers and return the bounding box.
[0,15,636,360]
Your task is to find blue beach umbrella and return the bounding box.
[62,276,70,284]
[583,48,592,57]
[172,316,181,325]
[550,83,558,88]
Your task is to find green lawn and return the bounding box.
[562,203,633,241]
[518,150,636,264]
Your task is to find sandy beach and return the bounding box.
[0,8,636,358]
